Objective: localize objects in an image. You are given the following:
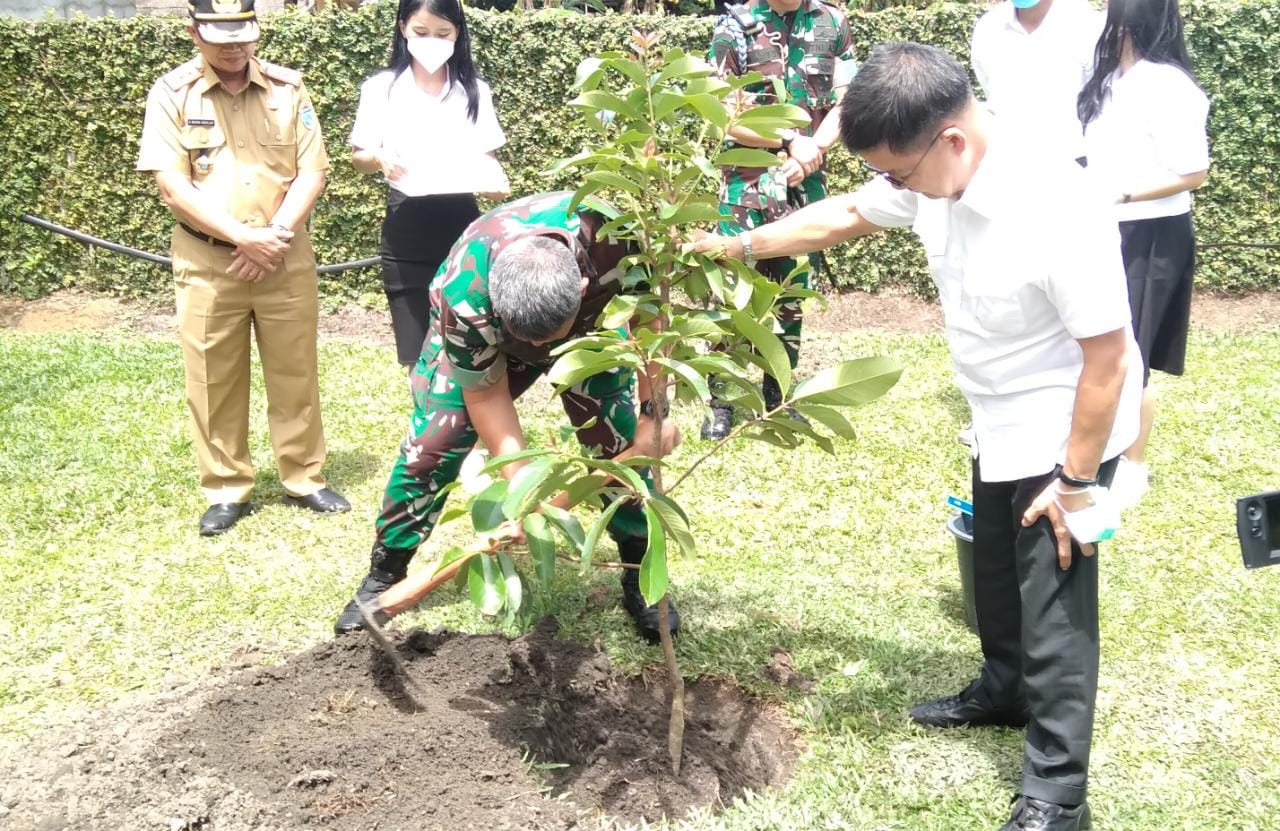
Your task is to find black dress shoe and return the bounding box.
[199,502,253,536]
[284,487,351,514]
[910,679,1030,729]
[621,584,680,644]
[999,796,1092,831]
[700,401,733,440]
[334,544,416,635]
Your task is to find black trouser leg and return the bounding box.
[972,458,1115,806]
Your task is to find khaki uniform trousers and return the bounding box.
[171,225,327,504]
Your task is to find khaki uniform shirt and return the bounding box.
[137,56,328,229]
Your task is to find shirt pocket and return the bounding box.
[255,117,298,179]
[963,278,1031,335]
[179,125,226,181]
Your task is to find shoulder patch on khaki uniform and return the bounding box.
[162,58,202,91]
[260,62,302,87]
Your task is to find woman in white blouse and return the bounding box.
[351,0,509,368]
[1079,0,1209,507]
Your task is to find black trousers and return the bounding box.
[969,457,1117,806]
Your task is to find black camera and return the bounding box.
[1237,491,1280,569]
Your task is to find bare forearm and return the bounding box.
[726,125,784,149]
[729,193,884,259]
[270,172,326,232]
[1123,170,1208,204]
[812,95,844,153]
[1063,331,1129,479]
[463,380,528,481]
[351,149,382,175]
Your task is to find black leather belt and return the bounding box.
[179,222,235,249]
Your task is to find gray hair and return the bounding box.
[489,236,583,342]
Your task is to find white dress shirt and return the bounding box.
[855,133,1143,483]
[1083,59,1211,222]
[350,68,507,197]
[971,0,1103,160]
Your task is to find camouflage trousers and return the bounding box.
[718,179,825,368]
[375,350,648,552]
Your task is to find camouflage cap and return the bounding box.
[189,0,259,45]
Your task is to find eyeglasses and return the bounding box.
[862,126,950,189]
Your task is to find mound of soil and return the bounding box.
[0,618,797,830]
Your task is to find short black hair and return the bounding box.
[839,42,972,155]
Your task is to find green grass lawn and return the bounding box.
[1,326,1278,830]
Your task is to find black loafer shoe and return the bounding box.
[199,502,253,536]
[284,487,351,514]
[700,402,733,440]
[621,584,680,644]
[910,680,1030,729]
[999,796,1092,831]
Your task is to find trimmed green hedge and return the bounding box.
[1,1,1276,300]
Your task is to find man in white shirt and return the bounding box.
[971,0,1103,162]
[689,43,1141,831]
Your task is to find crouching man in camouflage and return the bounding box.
[334,191,681,642]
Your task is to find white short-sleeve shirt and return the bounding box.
[350,68,507,197]
[855,133,1143,483]
[970,0,1103,160]
[1083,59,1211,221]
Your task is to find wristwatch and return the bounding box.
[739,231,756,268]
[1057,467,1099,489]
[639,399,669,418]
[778,128,799,152]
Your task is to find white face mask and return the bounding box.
[406,36,454,73]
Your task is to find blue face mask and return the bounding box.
[1011,0,1041,7]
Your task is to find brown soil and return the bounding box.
[3,287,1276,340]
[0,618,796,831]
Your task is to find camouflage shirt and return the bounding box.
[425,191,630,391]
[710,0,857,210]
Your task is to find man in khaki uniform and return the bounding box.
[137,0,349,536]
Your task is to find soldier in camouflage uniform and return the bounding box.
[702,0,858,439]
[334,191,681,642]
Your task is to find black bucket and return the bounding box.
[947,513,979,634]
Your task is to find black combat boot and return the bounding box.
[700,400,733,440]
[762,374,809,425]
[618,539,680,644]
[333,543,416,635]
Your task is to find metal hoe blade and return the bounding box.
[355,598,426,702]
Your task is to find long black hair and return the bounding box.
[387,0,481,122]
[1078,0,1196,126]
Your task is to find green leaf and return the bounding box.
[660,201,724,226]
[467,554,506,616]
[731,310,791,396]
[502,458,557,518]
[599,293,640,329]
[640,504,669,606]
[437,505,468,526]
[523,513,556,588]
[731,269,755,310]
[581,457,648,494]
[791,356,903,407]
[581,498,625,574]
[561,472,610,509]
[655,53,712,84]
[541,503,586,553]
[470,479,509,533]
[477,448,555,477]
[432,546,476,578]
[569,90,643,121]
[748,424,801,450]
[735,103,811,125]
[547,348,610,387]
[604,56,647,86]
[767,412,835,454]
[648,493,696,558]
[652,356,711,403]
[497,552,523,623]
[714,147,783,168]
[793,402,857,439]
[682,93,729,130]
[584,169,644,196]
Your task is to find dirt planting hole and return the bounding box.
[1,617,798,830]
